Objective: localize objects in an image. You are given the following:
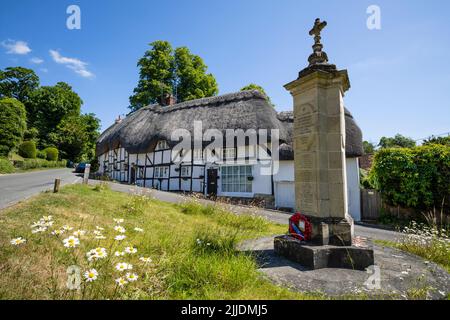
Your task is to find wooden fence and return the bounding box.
[360,189,417,221]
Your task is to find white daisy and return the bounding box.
[63,236,80,248]
[32,226,47,234]
[124,246,137,254]
[115,262,133,272]
[95,235,106,240]
[95,226,104,231]
[113,218,124,224]
[86,248,107,261]
[134,227,144,233]
[10,237,26,246]
[51,229,66,236]
[139,257,152,264]
[126,273,138,282]
[115,277,128,287]
[115,251,125,257]
[62,225,73,231]
[84,269,98,282]
[42,215,53,222]
[114,235,126,241]
[114,226,126,233]
[73,230,87,237]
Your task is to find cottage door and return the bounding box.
[207,169,218,195]
[130,167,136,184]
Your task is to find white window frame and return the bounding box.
[154,166,169,178]
[156,140,169,151]
[181,166,191,177]
[221,165,252,193]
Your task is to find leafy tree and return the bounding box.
[240,83,274,107]
[18,141,37,159]
[49,113,100,162]
[129,41,218,111]
[174,47,218,102]
[363,141,376,154]
[26,82,82,147]
[378,134,416,149]
[0,67,39,102]
[0,98,27,156]
[423,135,450,146]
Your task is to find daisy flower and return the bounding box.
[84,269,98,282]
[124,246,137,254]
[95,226,104,231]
[126,273,138,282]
[42,215,53,222]
[139,257,152,264]
[95,235,106,240]
[134,227,144,233]
[114,235,126,241]
[113,218,124,224]
[62,225,73,231]
[63,236,80,248]
[115,277,128,287]
[32,226,47,234]
[115,251,125,257]
[73,230,87,237]
[51,229,66,236]
[86,248,107,261]
[114,226,126,233]
[115,262,133,272]
[93,230,103,236]
[10,237,26,246]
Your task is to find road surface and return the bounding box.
[0,168,81,210]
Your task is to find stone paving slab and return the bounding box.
[238,237,450,299]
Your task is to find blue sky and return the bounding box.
[1,0,449,144]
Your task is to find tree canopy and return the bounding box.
[240,83,274,107]
[129,41,218,111]
[0,67,39,102]
[363,141,376,154]
[0,98,27,156]
[378,134,416,149]
[26,82,83,147]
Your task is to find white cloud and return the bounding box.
[30,57,44,64]
[1,40,32,55]
[49,49,94,78]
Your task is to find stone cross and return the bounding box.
[307,18,329,66]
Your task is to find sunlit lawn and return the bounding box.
[0,184,323,300]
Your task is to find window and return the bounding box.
[181,166,191,177]
[224,148,236,160]
[221,165,252,193]
[156,140,169,151]
[154,166,169,178]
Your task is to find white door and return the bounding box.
[275,182,295,210]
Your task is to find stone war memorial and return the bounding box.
[274,18,374,270]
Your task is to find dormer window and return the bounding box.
[156,140,169,151]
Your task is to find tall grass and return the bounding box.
[0,185,312,300]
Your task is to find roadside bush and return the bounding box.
[14,158,67,170]
[0,158,15,173]
[0,98,27,156]
[36,150,47,159]
[18,141,37,159]
[44,147,59,161]
[370,144,450,215]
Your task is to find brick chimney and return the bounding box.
[115,115,122,124]
[162,93,177,106]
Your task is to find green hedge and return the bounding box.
[0,98,27,157]
[44,147,59,161]
[37,150,47,159]
[0,158,15,174]
[14,159,67,170]
[370,144,450,212]
[18,141,37,159]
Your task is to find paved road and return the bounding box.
[0,168,81,210]
[89,180,404,242]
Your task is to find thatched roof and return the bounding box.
[96,90,363,159]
